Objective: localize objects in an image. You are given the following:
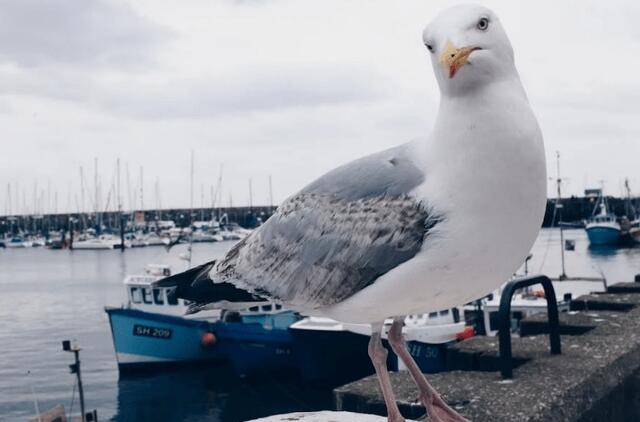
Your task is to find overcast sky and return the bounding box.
[1,0,639,215]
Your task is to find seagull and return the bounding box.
[159,4,546,422]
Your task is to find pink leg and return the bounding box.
[369,324,405,422]
[387,317,469,422]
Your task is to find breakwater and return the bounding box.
[0,195,635,235]
[0,206,275,236]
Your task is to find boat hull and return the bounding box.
[106,308,225,371]
[106,308,383,381]
[73,242,114,250]
[586,226,620,246]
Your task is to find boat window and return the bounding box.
[152,289,164,305]
[249,306,259,312]
[428,312,438,318]
[275,304,282,310]
[142,288,153,304]
[488,311,500,332]
[129,287,142,304]
[439,310,449,316]
[262,304,273,312]
[167,290,178,305]
[163,268,171,276]
[452,308,460,323]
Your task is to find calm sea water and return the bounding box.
[1,229,639,421]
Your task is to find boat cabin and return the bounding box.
[124,265,192,316]
[123,264,286,320]
[590,214,616,224]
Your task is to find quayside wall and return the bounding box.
[334,281,640,421]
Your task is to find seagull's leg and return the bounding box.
[368,323,405,422]
[387,317,469,422]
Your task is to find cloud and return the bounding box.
[1,0,640,214]
[0,0,172,69]
[0,63,389,119]
[104,65,389,119]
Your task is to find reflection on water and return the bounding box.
[114,366,331,422]
[1,229,639,421]
[526,229,640,284]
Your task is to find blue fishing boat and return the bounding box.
[585,194,620,246]
[105,265,373,380]
[106,265,472,379]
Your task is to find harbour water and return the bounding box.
[1,228,639,421]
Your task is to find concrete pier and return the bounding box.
[334,282,640,421]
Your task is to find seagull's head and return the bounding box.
[422,4,516,95]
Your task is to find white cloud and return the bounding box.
[0,0,639,214]
[0,0,171,69]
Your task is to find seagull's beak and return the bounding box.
[440,41,481,79]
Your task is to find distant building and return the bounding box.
[585,188,602,199]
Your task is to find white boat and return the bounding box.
[73,235,123,250]
[219,224,251,241]
[130,233,147,248]
[219,228,242,240]
[291,309,471,373]
[191,231,217,243]
[144,232,170,246]
[292,310,467,344]
[31,237,46,247]
[5,237,28,248]
[479,277,606,336]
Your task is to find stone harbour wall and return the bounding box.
[334,282,640,421]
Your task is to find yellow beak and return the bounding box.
[439,41,481,79]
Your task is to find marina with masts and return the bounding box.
[1,154,276,251]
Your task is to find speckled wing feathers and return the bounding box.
[216,193,437,309]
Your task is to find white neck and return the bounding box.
[419,73,546,217]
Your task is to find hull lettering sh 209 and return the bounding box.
[133,324,172,339]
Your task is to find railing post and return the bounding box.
[498,275,562,379]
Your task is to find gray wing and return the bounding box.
[214,143,442,309]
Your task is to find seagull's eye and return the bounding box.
[425,44,434,53]
[477,17,489,31]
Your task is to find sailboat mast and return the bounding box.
[188,150,195,267]
[200,184,204,221]
[139,166,144,213]
[94,157,99,232]
[155,178,161,222]
[117,158,125,251]
[555,151,567,280]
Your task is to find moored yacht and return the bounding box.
[5,236,29,248]
[73,234,124,250]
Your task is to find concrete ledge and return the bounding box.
[246,411,418,422]
[606,282,640,294]
[569,293,636,312]
[334,283,640,421]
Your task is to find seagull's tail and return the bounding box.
[152,259,267,314]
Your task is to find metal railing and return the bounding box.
[498,274,562,378]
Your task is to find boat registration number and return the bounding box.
[133,324,173,339]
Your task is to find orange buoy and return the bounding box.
[455,326,475,341]
[201,332,217,347]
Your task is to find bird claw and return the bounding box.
[422,395,470,422]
